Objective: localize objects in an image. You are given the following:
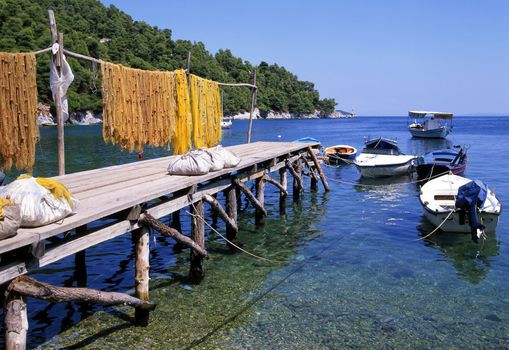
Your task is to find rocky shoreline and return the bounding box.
[36,104,354,126]
[227,108,355,120]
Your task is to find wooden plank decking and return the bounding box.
[0,141,317,284]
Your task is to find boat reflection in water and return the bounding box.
[408,137,453,156]
[417,217,500,284]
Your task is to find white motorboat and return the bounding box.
[408,111,453,139]
[221,119,232,128]
[353,137,415,178]
[419,173,501,237]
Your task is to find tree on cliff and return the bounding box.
[0,0,337,116]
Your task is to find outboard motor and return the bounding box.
[455,180,488,242]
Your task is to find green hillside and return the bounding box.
[0,0,337,115]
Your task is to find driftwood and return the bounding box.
[4,292,28,350]
[7,276,155,310]
[139,213,208,257]
[203,194,238,233]
[233,178,267,216]
[307,147,330,192]
[285,159,304,192]
[263,175,289,196]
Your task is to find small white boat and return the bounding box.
[419,174,501,237]
[221,119,232,128]
[353,137,415,178]
[408,111,453,139]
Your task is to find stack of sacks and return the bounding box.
[167,145,241,176]
[0,175,77,227]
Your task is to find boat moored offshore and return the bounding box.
[408,111,453,139]
[419,173,501,240]
[353,137,415,178]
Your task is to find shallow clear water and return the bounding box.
[3,117,509,349]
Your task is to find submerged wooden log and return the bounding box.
[190,200,205,282]
[263,174,289,196]
[134,226,150,326]
[255,177,266,225]
[307,147,330,192]
[203,194,238,233]
[4,292,28,350]
[233,178,267,216]
[139,213,208,257]
[7,276,155,309]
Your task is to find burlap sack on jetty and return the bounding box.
[0,176,76,227]
[167,149,212,176]
[206,145,241,168]
[0,198,21,240]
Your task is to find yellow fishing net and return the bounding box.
[0,52,39,171]
[101,62,178,153]
[101,63,221,154]
[189,74,222,148]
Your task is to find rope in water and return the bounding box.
[416,209,455,241]
[187,203,284,264]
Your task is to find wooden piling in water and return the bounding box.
[4,291,28,350]
[75,225,87,287]
[224,183,238,247]
[255,176,266,225]
[133,226,150,326]
[189,200,205,283]
[307,147,330,192]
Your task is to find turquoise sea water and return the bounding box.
[3,117,509,349]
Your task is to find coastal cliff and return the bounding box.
[229,108,355,120]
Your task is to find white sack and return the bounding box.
[207,145,241,168]
[203,149,225,171]
[0,178,76,227]
[0,204,21,240]
[50,54,74,122]
[167,150,212,176]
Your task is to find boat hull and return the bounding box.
[356,161,414,178]
[422,208,500,233]
[409,126,450,139]
[325,144,357,162]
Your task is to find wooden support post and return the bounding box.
[233,178,267,216]
[236,186,242,213]
[4,291,28,350]
[279,167,287,214]
[255,176,265,226]
[223,184,238,247]
[139,213,207,257]
[189,200,205,283]
[263,174,289,197]
[210,193,219,226]
[75,225,87,287]
[48,10,65,175]
[292,159,303,200]
[286,159,304,193]
[133,226,150,326]
[247,70,257,143]
[307,147,330,192]
[7,275,156,309]
[203,194,238,234]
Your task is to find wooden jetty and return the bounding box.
[0,141,328,349]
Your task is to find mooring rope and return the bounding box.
[182,232,344,350]
[416,209,455,241]
[187,203,285,264]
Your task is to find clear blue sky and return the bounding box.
[100,0,508,115]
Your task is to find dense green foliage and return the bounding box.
[0,0,337,115]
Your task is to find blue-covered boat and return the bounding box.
[416,146,467,182]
